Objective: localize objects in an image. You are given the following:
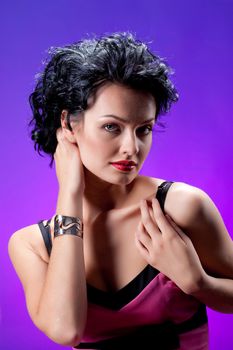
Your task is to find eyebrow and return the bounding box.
[99,114,155,124]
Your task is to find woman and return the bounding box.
[8,31,233,349]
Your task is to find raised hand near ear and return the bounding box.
[54,127,85,195]
[135,198,207,295]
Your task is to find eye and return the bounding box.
[103,123,154,135]
[104,123,119,132]
[137,125,154,135]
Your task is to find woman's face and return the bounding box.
[73,82,156,186]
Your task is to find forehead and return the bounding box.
[86,82,156,119]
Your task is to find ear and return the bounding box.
[60,110,77,144]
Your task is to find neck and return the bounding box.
[82,168,137,220]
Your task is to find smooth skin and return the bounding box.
[8,82,233,347]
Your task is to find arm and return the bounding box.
[192,274,233,313]
[37,122,88,344]
[165,183,233,313]
[38,190,87,342]
[8,191,87,347]
[135,182,233,314]
[168,184,233,313]
[8,127,87,347]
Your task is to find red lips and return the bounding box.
[111,160,137,166]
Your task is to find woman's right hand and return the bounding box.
[54,127,85,195]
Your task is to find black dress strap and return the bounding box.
[155,181,175,213]
[38,220,52,256]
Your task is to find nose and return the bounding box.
[120,129,139,157]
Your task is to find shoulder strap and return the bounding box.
[38,220,52,256]
[155,181,174,214]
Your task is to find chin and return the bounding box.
[84,164,138,185]
[111,172,138,185]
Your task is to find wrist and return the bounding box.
[54,214,83,238]
[188,271,211,297]
[58,187,84,198]
[56,190,83,218]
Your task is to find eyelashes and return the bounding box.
[103,123,154,135]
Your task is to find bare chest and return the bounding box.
[83,206,147,292]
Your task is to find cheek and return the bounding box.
[78,135,109,164]
[140,138,152,155]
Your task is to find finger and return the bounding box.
[135,237,149,258]
[55,129,65,157]
[151,197,172,235]
[140,200,160,237]
[165,215,190,243]
[56,128,76,152]
[147,201,156,222]
[135,220,151,247]
[165,215,181,232]
[56,127,63,141]
[147,205,162,234]
[57,127,71,143]
[135,227,150,260]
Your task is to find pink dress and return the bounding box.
[38,181,209,349]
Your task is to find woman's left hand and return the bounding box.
[135,198,207,295]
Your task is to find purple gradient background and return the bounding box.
[1,0,233,349]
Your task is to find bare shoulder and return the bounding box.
[144,176,214,230]
[158,179,233,278]
[7,220,54,332]
[138,175,206,210]
[137,175,167,197]
[8,218,53,264]
[160,180,208,226]
[139,175,203,204]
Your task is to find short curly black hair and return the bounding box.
[28,31,179,168]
